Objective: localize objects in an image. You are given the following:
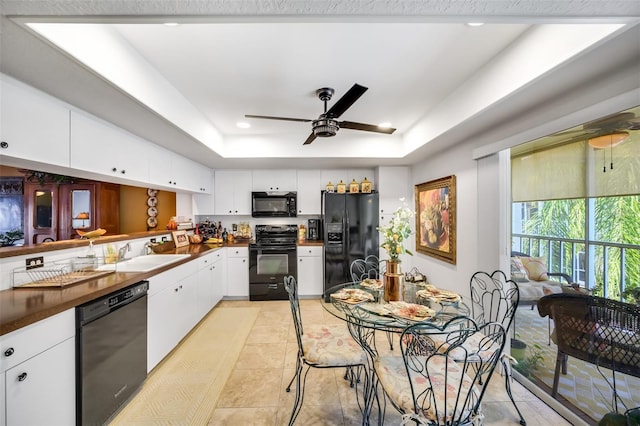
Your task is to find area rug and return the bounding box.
[111,306,260,425]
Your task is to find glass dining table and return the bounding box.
[321,281,470,425]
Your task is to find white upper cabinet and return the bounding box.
[214,170,252,215]
[70,110,150,184]
[296,169,322,215]
[148,144,212,194]
[252,169,297,191]
[0,77,70,168]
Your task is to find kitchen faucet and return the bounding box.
[143,241,154,255]
[118,243,131,261]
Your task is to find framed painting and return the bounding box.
[171,230,190,248]
[414,175,456,264]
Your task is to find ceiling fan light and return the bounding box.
[588,132,629,149]
[313,118,339,137]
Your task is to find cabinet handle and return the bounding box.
[242,259,246,263]
[4,347,14,356]
[121,170,126,174]
[0,141,8,149]
[175,287,179,292]
[112,167,117,172]
[299,258,303,262]
[18,372,27,382]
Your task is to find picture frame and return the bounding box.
[414,175,456,264]
[171,230,190,248]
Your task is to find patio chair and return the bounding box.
[375,316,506,425]
[538,293,640,398]
[283,275,367,425]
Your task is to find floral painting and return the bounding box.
[415,175,456,264]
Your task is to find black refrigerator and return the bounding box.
[322,191,379,300]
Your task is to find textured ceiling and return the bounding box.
[1,1,639,169]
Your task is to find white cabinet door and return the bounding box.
[226,247,249,297]
[214,170,252,215]
[148,144,176,189]
[297,246,323,296]
[0,78,70,168]
[196,253,217,319]
[171,155,212,194]
[0,371,4,426]
[296,170,322,215]
[211,249,227,305]
[252,169,297,191]
[5,338,75,426]
[70,111,150,184]
[147,284,177,371]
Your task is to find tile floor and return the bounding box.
[120,299,576,425]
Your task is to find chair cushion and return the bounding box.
[302,324,367,366]
[429,331,502,363]
[520,256,550,281]
[375,355,479,423]
[510,256,530,282]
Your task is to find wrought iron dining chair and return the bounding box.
[375,316,506,425]
[350,255,381,282]
[469,270,526,426]
[283,275,368,425]
[350,255,396,351]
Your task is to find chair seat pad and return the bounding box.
[429,331,502,363]
[375,354,479,423]
[302,324,367,366]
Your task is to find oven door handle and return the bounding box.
[251,245,297,251]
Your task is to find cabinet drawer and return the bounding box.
[297,246,323,257]
[227,247,248,258]
[0,309,74,373]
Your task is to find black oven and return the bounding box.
[251,191,297,217]
[249,225,298,301]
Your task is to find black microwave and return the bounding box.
[251,191,297,217]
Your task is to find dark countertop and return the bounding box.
[0,239,320,336]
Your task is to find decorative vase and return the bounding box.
[383,260,404,301]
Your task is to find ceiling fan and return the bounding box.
[554,111,640,147]
[245,83,396,145]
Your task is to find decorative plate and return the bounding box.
[147,188,158,197]
[147,217,158,228]
[331,288,374,304]
[147,206,158,217]
[147,196,158,207]
[387,301,435,322]
[416,285,461,303]
[360,278,382,289]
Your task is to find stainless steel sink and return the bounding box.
[98,254,191,272]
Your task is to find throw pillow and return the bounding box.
[520,256,549,281]
[510,256,529,282]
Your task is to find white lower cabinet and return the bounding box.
[297,246,323,296]
[147,262,198,372]
[196,249,226,320]
[0,309,75,426]
[5,338,75,426]
[226,247,249,297]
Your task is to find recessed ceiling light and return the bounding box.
[236,122,251,129]
[163,22,180,27]
[378,122,392,128]
[466,22,484,27]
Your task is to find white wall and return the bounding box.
[410,140,485,300]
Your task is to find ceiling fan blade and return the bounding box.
[245,114,312,123]
[303,133,317,145]
[340,121,396,134]
[325,84,368,119]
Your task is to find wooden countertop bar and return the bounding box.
[0,239,323,336]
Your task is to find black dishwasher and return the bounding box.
[76,281,148,426]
